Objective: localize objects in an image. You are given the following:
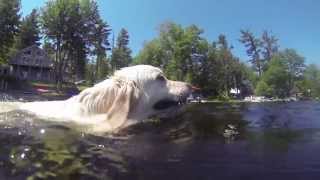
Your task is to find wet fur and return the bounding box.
[0,65,191,133]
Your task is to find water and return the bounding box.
[1,99,320,180]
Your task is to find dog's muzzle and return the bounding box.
[153,84,195,110]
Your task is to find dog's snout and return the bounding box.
[167,81,199,98]
[186,83,200,92]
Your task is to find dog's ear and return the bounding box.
[107,81,139,131]
[77,79,139,132]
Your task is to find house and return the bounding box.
[9,45,54,82]
[230,88,241,95]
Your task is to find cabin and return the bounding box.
[9,45,54,82]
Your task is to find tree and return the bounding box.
[158,22,185,80]
[201,42,222,96]
[135,22,254,98]
[240,30,263,76]
[111,28,132,70]
[216,34,236,94]
[255,80,273,97]
[255,49,305,98]
[80,0,111,81]
[41,0,110,89]
[257,57,290,98]
[43,40,55,59]
[133,39,165,67]
[0,0,21,63]
[15,9,40,50]
[41,0,78,89]
[92,20,111,81]
[157,22,206,81]
[261,30,278,63]
[298,64,320,98]
[281,49,305,89]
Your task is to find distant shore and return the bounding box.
[190,96,316,104]
[0,90,70,102]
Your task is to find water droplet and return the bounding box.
[20,153,25,159]
[98,144,105,148]
[40,129,46,134]
[10,154,14,159]
[24,148,30,152]
[18,131,22,135]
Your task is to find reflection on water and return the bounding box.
[0,119,131,179]
[1,100,320,179]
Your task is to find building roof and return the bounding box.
[10,45,54,68]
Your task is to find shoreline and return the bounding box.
[0,90,70,102]
[190,98,315,104]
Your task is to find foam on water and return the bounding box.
[0,93,21,113]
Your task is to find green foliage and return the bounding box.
[133,39,164,67]
[262,57,289,97]
[216,91,231,101]
[84,63,94,86]
[240,30,263,76]
[240,30,279,76]
[41,0,111,89]
[297,64,320,98]
[255,49,305,98]
[95,56,110,80]
[135,22,253,97]
[255,80,273,97]
[1,0,313,100]
[15,9,40,50]
[0,0,21,63]
[261,30,279,62]
[111,28,132,71]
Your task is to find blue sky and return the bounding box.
[21,0,320,64]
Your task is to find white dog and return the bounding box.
[0,65,194,133]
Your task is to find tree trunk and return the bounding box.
[55,38,63,92]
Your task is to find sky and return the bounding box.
[21,0,320,64]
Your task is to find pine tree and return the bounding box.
[111,28,132,70]
[217,34,235,94]
[240,30,263,76]
[15,9,40,50]
[261,30,279,62]
[93,19,111,81]
[0,0,20,63]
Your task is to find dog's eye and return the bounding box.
[156,75,166,81]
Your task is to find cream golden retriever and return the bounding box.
[0,65,194,133]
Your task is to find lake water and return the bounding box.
[0,100,320,179]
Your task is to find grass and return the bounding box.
[77,85,90,91]
[30,81,56,88]
[30,81,90,94]
[202,99,247,104]
[30,81,76,89]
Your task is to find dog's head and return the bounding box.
[114,65,192,117]
[78,65,193,131]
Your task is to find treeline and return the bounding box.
[1,0,319,98]
[239,30,319,98]
[134,22,320,99]
[134,22,255,98]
